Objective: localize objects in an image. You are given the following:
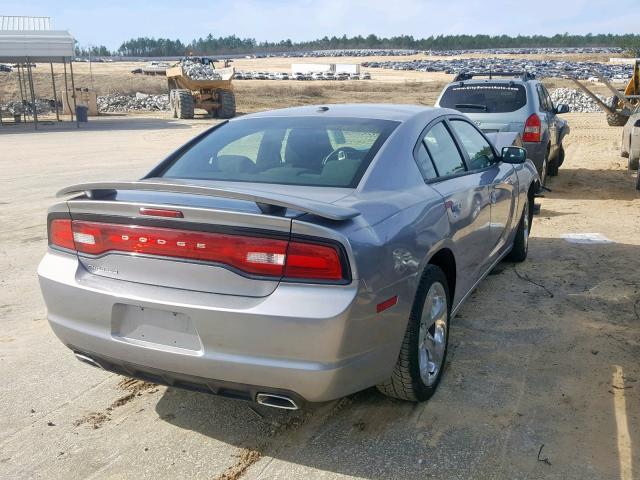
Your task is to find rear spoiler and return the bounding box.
[56,180,360,221]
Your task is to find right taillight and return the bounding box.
[47,218,348,283]
[284,241,344,281]
[523,113,541,143]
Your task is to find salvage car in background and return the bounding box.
[436,72,570,185]
[39,104,539,409]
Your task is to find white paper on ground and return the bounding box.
[561,233,614,244]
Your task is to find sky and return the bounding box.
[3,0,640,50]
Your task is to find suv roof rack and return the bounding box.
[453,71,536,82]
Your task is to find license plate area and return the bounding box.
[112,304,202,353]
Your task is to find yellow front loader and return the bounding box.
[166,64,236,119]
[569,59,640,126]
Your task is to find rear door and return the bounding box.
[417,120,493,292]
[448,119,518,260]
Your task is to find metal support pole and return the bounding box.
[50,61,60,122]
[26,59,38,130]
[17,64,28,124]
[69,60,79,128]
[62,59,74,122]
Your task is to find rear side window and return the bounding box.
[161,117,399,188]
[440,83,527,113]
[423,122,466,177]
[449,120,495,170]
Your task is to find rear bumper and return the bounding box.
[38,250,401,402]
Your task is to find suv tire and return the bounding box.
[507,199,530,263]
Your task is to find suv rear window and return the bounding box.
[161,117,399,188]
[440,83,527,113]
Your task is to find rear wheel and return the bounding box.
[539,147,549,186]
[606,98,629,127]
[507,199,530,262]
[216,90,236,119]
[548,145,563,177]
[636,166,640,191]
[377,265,450,402]
[175,89,194,119]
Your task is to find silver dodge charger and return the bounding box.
[38,104,539,409]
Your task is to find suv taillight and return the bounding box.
[48,219,347,282]
[523,113,541,143]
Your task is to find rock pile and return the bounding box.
[550,88,613,113]
[1,99,57,115]
[182,61,222,80]
[97,93,170,113]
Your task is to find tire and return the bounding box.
[628,145,639,171]
[539,148,549,186]
[548,145,562,177]
[377,265,450,402]
[507,198,530,263]
[169,90,178,118]
[606,97,629,127]
[636,167,640,191]
[175,89,194,119]
[216,90,236,119]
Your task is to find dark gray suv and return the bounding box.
[436,72,570,185]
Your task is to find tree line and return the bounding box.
[77,33,640,57]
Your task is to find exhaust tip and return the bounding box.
[256,393,299,410]
[74,352,104,370]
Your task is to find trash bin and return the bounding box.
[75,105,88,122]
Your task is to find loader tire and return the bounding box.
[606,97,629,127]
[169,90,178,118]
[175,89,194,119]
[629,145,640,171]
[216,90,236,119]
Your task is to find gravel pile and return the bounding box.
[1,99,57,115]
[182,61,222,80]
[97,92,170,112]
[550,88,613,113]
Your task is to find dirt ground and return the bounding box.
[0,106,639,479]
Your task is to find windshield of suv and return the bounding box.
[161,117,399,188]
[440,83,527,113]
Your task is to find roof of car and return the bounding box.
[240,104,438,122]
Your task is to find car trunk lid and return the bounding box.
[59,181,357,297]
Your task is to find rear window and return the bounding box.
[440,83,527,113]
[161,117,399,188]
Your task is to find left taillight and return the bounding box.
[47,218,349,283]
[49,218,75,250]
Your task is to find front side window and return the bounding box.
[449,120,495,170]
[161,117,399,188]
[423,122,466,177]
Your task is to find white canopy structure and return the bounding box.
[0,16,78,128]
[0,29,75,62]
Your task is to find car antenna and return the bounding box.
[317,106,329,112]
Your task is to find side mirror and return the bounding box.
[501,146,527,164]
[555,104,570,114]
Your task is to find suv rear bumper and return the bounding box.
[38,250,401,403]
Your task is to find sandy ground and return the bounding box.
[0,111,639,480]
